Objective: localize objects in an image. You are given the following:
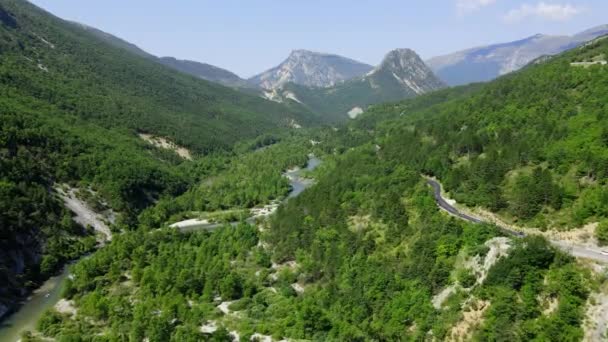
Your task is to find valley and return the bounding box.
[2,0,608,340]
[0,153,321,341]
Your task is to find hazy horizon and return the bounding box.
[29,0,608,78]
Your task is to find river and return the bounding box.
[0,267,69,342]
[285,155,321,199]
[0,155,321,340]
[175,155,321,232]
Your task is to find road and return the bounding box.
[426,179,608,263]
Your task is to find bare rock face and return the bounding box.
[249,49,373,89]
[368,48,445,95]
[264,48,445,122]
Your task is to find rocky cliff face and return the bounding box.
[368,48,445,95]
[249,49,373,89]
[0,230,43,320]
[270,48,445,122]
[426,25,608,86]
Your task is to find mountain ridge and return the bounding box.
[0,0,320,316]
[274,48,445,122]
[73,21,256,89]
[249,49,373,89]
[427,24,608,86]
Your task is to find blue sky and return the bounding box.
[30,0,608,78]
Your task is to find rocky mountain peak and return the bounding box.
[365,48,445,95]
[249,50,373,89]
[373,48,438,80]
[288,49,319,57]
[379,48,424,69]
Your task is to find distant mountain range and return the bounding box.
[77,23,255,89]
[267,48,445,122]
[248,50,373,89]
[157,57,255,89]
[76,21,608,120]
[74,26,436,121]
[427,24,608,86]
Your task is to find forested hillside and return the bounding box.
[0,0,316,153]
[20,37,608,341]
[29,136,594,341]
[0,0,318,320]
[353,35,608,232]
[3,0,608,340]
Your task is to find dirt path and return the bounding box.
[584,289,608,341]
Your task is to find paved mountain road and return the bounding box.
[427,179,608,263]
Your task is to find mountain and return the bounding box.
[1,1,316,152]
[157,56,255,89]
[0,0,317,318]
[74,21,255,89]
[358,27,608,230]
[274,48,445,122]
[427,24,608,86]
[249,49,373,89]
[73,21,155,59]
[574,24,608,41]
[31,33,608,341]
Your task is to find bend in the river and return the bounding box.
[0,155,322,341]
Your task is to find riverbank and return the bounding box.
[171,155,322,233]
[0,186,113,341]
[0,155,322,340]
[0,267,70,342]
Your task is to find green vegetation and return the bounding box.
[596,220,608,246]
[138,135,321,229]
[0,0,321,319]
[478,237,590,341]
[2,1,608,340]
[0,0,316,153]
[279,50,445,122]
[349,36,608,229]
[0,128,97,311]
[29,139,592,341]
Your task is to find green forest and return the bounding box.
[2,0,608,340]
[0,0,318,321]
[26,139,594,341]
[350,37,608,233]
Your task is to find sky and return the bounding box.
[30,0,608,78]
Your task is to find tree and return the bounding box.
[596,220,608,246]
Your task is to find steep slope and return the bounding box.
[573,24,608,42]
[75,21,256,89]
[427,25,608,86]
[25,39,604,339]
[0,0,313,319]
[0,0,315,153]
[277,48,445,122]
[249,49,373,89]
[158,56,255,89]
[358,33,608,231]
[251,36,608,340]
[73,21,154,58]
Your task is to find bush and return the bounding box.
[595,220,608,246]
[457,269,477,288]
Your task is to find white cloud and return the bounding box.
[504,2,584,22]
[457,0,498,14]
